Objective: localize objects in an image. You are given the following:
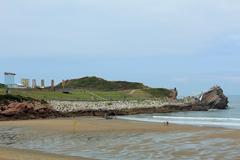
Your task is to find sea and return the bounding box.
[0,95,239,160]
[117,95,240,129]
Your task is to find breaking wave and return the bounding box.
[117,116,240,129]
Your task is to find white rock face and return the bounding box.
[48,100,179,112]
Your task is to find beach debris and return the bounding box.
[62,89,71,94]
[104,113,113,120]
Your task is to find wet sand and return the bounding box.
[0,147,91,160]
[0,117,215,133]
[0,117,240,160]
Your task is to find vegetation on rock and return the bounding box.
[0,77,177,101]
[144,88,173,98]
[56,76,147,91]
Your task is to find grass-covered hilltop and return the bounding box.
[0,76,177,101]
[56,76,147,91]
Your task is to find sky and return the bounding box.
[1,0,240,96]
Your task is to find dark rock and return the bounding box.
[169,88,178,100]
[0,99,62,120]
[1,102,34,116]
[200,86,228,109]
[191,105,209,111]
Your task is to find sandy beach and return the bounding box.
[0,117,211,133]
[0,117,240,160]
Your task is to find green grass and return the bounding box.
[7,89,100,101]
[0,88,136,101]
[144,88,173,98]
[0,94,37,103]
[90,90,142,101]
[56,76,147,91]
[0,88,173,101]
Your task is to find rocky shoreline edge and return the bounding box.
[0,86,228,121]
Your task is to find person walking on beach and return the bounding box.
[163,121,169,126]
[166,121,169,126]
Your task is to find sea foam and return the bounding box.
[117,115,240,129]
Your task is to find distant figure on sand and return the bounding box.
[164,121,169,126]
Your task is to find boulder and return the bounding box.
[200,86,228,109]
[1,102,34,116]
[0,100,62,120]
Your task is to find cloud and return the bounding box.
[1,0,240,57]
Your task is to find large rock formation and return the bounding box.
[0,95,62,120]
[200,86,228,109]
[169,88,178,100]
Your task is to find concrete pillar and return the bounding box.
[32,79,36,88]
[51,80,55,90]
[41,79,45,88]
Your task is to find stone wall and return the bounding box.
[49,100,177,112]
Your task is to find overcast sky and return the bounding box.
[1,0,240,95]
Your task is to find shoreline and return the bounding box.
[0,101,200,121]
[0,117,219,133]
[0,99,207,121]
[1,116,238,132]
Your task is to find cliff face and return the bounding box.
[169,88,178,100]
[200,86,228,109]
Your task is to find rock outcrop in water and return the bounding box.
[200,86,228,109]
[182,86,229,110]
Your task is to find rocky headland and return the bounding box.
[0,86,228,120]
